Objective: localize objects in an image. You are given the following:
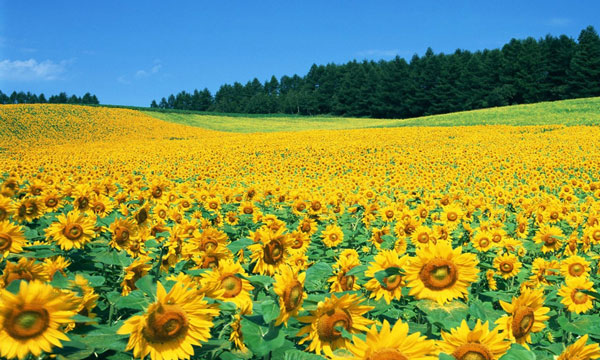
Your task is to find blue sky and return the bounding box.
[1,1,599,106]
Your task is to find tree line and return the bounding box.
[152,25,600,118]
[0,91,100,105]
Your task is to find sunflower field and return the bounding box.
[1,104,600,360]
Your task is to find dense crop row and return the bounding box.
[0,105,599,359]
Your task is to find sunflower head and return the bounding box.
[274,266,307,326]
[495,287,550,345]
[439,320,510,360]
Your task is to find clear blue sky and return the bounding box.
[1,1,599,106]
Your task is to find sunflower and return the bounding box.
[439,204,464,230]
[533,224,564,253]
[191,243,231,269]
[121,256,153,296]
[438,320,510,360]
[486,269,498,291]
[297,216,318,236]
[13,197,45,223]
[329,251,361,292]
[0,196,13,221]
[248,226,290,275]
[41,192,65,213]
[557,334,600,360]
[0,220,25,258]
[364,249,409,304]
[238,201,257,216]
[322,224,344,247]
[1,258,49,288]
[558,277,595,314]
[229,314,248,352]
[224,211,239,226]
[472,231,494,252]
[108,218,138,251]
[495,287,550,347]
[45,211,96,250]
[405,242,479,304]
[117,281,220,360]
[527,258,560,288]
[273,266,307,326]
[410,225,436,248]
[68,275,99,319]
[89,194,115,217]
[42,256,71,280]
[297,293,374,357]
[288,230,311,254]
[560,255,591,280]
[493,253,522,279]
[200,259,254,314]
[332,319,437,360]
[0,280,77,360]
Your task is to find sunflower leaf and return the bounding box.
[227,238,254,253]
[373,267,404,287]
[134,274,156,300]
[499,343,536,360]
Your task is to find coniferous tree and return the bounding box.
[568,26,600,98]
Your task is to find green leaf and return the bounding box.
[135,275,157,300]
[84,275,106,287]
[417,300,468,331]
[346,264,368,277]
[227,238,254,253]
[248,275,274,288]
[241,318,286,357]
[50,272,70,289]
[439,354,455,360]
[72,325,128,352]
[114,290,150,310]
[557,314,600,336]
[581,289,600,300]
[468,298,503,323]
[305,262,332,292]
[260,299,280,324]
[499,343,536,360]
[283,349,327,360]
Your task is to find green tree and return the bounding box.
[568,26,600,98]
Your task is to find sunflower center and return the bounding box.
[420,209,428,218]
[501,262,514,273]
[417,232,429,244]
[542,234,557,246]
[0,233,12,251]
[518,223,526,233]
[222,275,242,298]
[136,209,148,224]
[339,274,355,291]
[6,308,49,339]
[385,210,394,219]
[158,209,167,219]
[0,208,6,221]
[479,237,490,248]
[243,206,253,214]
[383,272,402,290]
[550,211,559,220]
[209,202,218,209]
[569,263,585,276]
[115,227,130,245]
[264,240,284,264]
[64,224,84,240]
[316,308,352,341]
[330,234,338,241]
[453,343,493,360]
[201,255,219,269]
[93,203,105,214]
[312,201,322,211]
[291,237,303,249]
[144,305,188,343]
[572,290,588,304]
[419,259,458,290]
[283,282,303,311]
[593,230,600,241]
[301,223,311,232]
[447,212,458,222]
[512,306,535,339]
[45,197,58,207]
[152,187,162,198]
[77,197,89,210]
[492,234,502,243]
[367,348,408,360]
[296,203,306,211]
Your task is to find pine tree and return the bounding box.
[568,26,600,98]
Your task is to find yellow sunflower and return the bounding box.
[118,281,220,360]
[297,293,374,357]
[0,258,49,288]
[121,256,153,296]
[42,256,71,280]
[558,277,595,314]
[0,196,14,221]
[493,253,522,279]
[364,249,409,304]
[439,204,464,230]
[533,224,564,253]
[108,218,138,251]
[438,319,510,360]
[557,334,600,360]
[0,280,77,360]
[560,255,591,280]
[297,216,318,236]
[332,319,437,360]
[273,266,307,326]
[472,231,494,252]
[248,226,290,275]
[410,225,437,248]
[329,251,361,292]
[200,259,254,314]
[405,242,479,304]
[495,287,550,347]
[13,197,45,223]
[0,220,25,258]
[45,211,96,250]
[321,224,344,247]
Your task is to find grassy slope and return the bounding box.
[143,97,600,133]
